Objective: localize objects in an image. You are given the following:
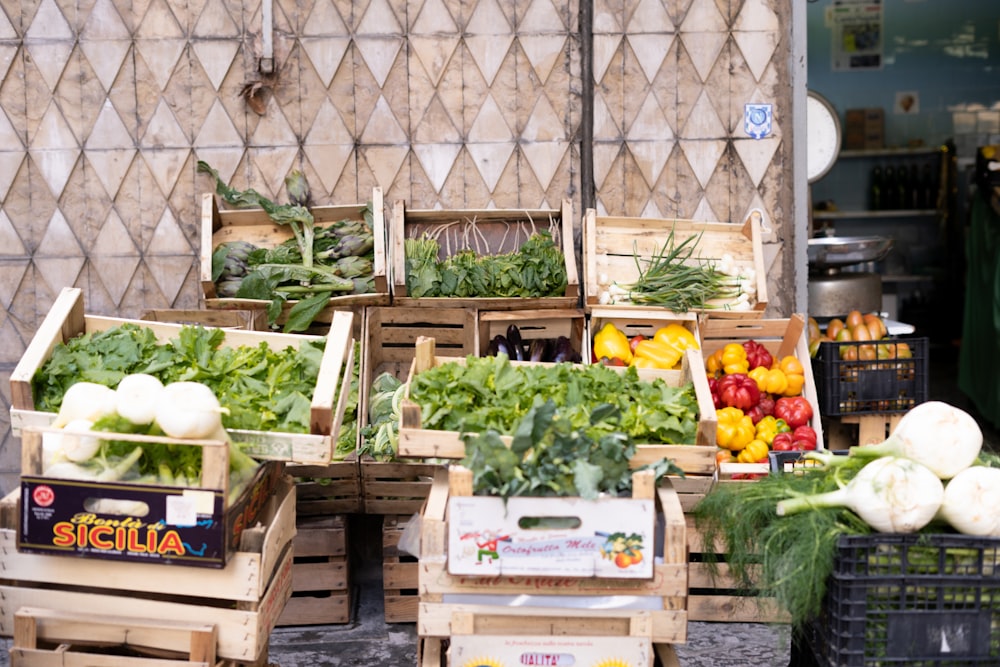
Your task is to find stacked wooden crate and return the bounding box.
[382,514,420,624]
[277,514,351,627]
[3,287,356,656]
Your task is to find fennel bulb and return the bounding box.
[115,373,164,425]
[776,456,944,533]
[52,382,117,428]
[849,401,982,479]
[154,381,228,439]
[938,466,1000,536]
[58,418,101,462]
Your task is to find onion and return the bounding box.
[849,401,982,479]
[154,381,228,439]
[115,373,165,425]
[938,466,1000,536]
[776,456,944,533]
[52,382,117,428]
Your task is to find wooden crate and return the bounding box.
[0,477,296,663]
[382,514,419,623]
[287,460,361,515]
[585,307,701,370]
[277,514,351,627]
[685,513,790,624]
[417,638,682,667]
[397,337,719,477]
[477,308,586,361]
[390,200,580,309]
[199,188,390,322]
[583,208,768,316]
[141,307,269,331]
[415,467,688,651]
[9,287,354,465]
[358,306,472,512]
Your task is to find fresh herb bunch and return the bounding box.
[408,354,700,445]
[461,400,683,500]
[404,229,567,298]
[33,323,325,434]
[624,227,744,310]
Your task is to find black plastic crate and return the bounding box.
[809,533,1000,666]
[812,337,929,416]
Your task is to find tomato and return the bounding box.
[826,318,845,340]
[845,310,864,330]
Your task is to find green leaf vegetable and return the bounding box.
[199,161,377,332]
[33,323,325,436]
[333,340,361,460]
[460,400,683,499]
[359,372,405,461]
[404,229,567,298]
[408,353,701,446]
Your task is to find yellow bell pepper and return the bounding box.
[778,355,806,396]
[748,366,788,395]
[737,438,770,463]
[655,323,699,354]
[632,338,682,369]
[716,407,756,451]
[632,356,658,369]
[706,348,725,376]
[721,343,749,375]
[593,322,632,364]
[754,415,790,445]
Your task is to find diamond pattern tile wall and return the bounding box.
[0,0,796,492]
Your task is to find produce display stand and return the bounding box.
[9,287,355,466]
[382,514,420,623]
[358,306,475,515]
[389,200,579,309]
[415,466,688,666]
[0,475,296,664]
[397,337,718,476]
[199,186,390,323]
[277,513,351,627]
[583,208,768,317]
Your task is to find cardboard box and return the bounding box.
[845,108,885,150]
[17,426,283,568]
[10,287,355,464]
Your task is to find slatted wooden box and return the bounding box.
[477,308,586,362]
[0,475,296,664]
[358,306,474,514]
[583,208,768,317]
[382,514,420,623]
[200,187,389,326]
[398,337,718,478]
[277,514,351,626]
[390,201,580,309]
[9,287,355,465]
[415,466,688,665]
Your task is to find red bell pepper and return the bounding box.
[717,373,761,411]
[791,425,818,450]
[773,396,813,429]
[771,431,796,451]
[743,339,773,371]
[707,377,724,409]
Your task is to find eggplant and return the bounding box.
[506,325,525,360]
[491,334,513,359]
[528,338,551,362]
[550,336,576,363]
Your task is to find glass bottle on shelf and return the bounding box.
[884,165,897,209]
[896,165,910,211]
[909,164,921,209]
[869,165,883,210]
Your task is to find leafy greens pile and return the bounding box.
[461,400,683,500]
[404,229,567,298]
[33,323,325,434]
[408,353,700,445]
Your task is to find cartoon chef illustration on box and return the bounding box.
[460,528,510,565]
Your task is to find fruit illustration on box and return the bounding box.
[600,531,644,568]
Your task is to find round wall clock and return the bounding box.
[806,90,841,184]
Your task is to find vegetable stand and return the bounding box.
[10,287,356,466]
[199,187,390,326]
[0,474,296,663]
[583,208,769,316]
[415,466,688,664]
[390,201,579,309]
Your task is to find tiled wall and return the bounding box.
[0,0,795,493]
